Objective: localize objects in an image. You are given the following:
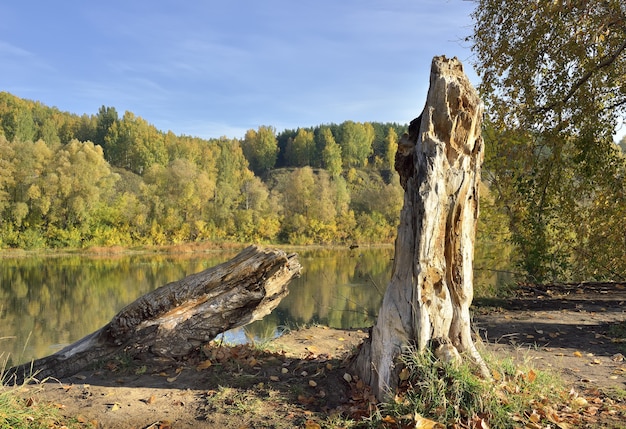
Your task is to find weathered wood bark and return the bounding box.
[7,245,301,383]
[352,56,488,399]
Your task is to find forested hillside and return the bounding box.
[2,91,625,283]
[0,92,406,248]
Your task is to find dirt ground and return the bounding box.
[11,282,626,429]
[474,282,626,394]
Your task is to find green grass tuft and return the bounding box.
[371,347,566,429]
[1,352,76,429]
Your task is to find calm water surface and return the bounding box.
[0,248,394,365]
[1,246,511,366]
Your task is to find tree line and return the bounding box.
[0,92,406,249]
[2,74,626,283]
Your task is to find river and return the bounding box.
[0,247,393,365]
[0,246,511,366]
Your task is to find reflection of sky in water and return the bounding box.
[222,326,283,345]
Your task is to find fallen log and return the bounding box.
[7,245,301,383]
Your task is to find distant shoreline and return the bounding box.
[0,241,393,258]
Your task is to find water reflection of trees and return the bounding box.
[245,248,394,339]
[1,250,394,363]
[1,247,512,364]
[0,253,235,364]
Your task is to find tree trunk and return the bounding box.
[352,56,488,399]
[7,245,301,383]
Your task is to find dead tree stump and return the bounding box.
[7,245,301,383]
[352,56,488,399]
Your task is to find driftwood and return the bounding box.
[7,245,301,383]
[352,56,488,399]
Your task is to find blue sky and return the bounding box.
[1,1,478,139]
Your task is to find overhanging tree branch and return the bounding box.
[536,38,626,115]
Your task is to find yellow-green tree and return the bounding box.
[6,140,53,233]
[471,0,626,281]
[46,140,119,245]
[383,127,398,171]
[105,112,167,174]
[338,121,375,167]
[142,158,215,243]
[241,126,278,176]
[207,138,254,238]
[319,126,342,178]
[273,167,342,244]
[284,128,315,167]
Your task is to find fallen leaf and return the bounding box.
[304,419,322,429]
[491,369,502,381]
[382,415,397,424]
[472,416,490,429]
[297,394,316,405]
[413,412,445,428]
[308,380,317,387]
[527,369,537,383]
[528,409,541,423]
[269,375,279,382]
[343,373,352,383]
[196,359,212,370]
[399,367,410,381]
[573,351,583,357]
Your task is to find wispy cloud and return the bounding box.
[0,0,480,138]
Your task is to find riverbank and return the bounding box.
[6,281,626,429]
[0,241,393,259]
